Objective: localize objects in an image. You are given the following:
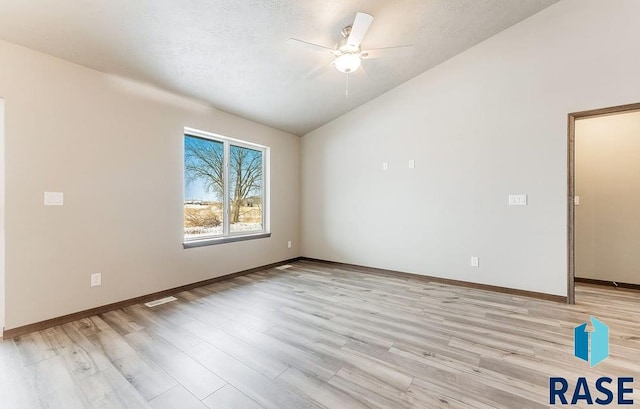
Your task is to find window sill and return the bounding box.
[183,232,271,249]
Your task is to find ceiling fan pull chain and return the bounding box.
[345,73,349,98]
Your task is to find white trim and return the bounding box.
[0,98,5,334]
[183,232,271,248]
[263,145,270,233]
[184,127,269,150]
[223,139,230,236]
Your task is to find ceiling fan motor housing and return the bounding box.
[334,26,362,73]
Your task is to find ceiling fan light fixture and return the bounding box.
[334,53,361,73]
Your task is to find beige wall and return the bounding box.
[0,40,300,331]
[575,111,640,284]
[301,0,640,296]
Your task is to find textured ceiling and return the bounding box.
[0,0,558,135]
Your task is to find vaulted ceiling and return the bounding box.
[0,0,558,135]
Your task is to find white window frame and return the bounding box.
[183,127,270,248]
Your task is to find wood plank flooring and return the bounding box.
[1,260,639,408]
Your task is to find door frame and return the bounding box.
[567,102,640,304]
[0,98,4,335]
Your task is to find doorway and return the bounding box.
[567,102,640,304]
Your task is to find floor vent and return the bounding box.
[276,264,293,270]
[144,296,177,307]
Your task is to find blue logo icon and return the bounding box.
[574,316,609,367]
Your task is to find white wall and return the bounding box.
[0,98,4,334]
[575,111,640,284]
[301,0,640,296]
[0,40,300,330]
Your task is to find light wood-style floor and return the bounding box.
[1,260,639,409]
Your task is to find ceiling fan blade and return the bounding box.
[361,45,415,59]
[306,60,335,79]
[287,38,336,55]
[346,12,374,48]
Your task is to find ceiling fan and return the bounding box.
[287,12,415,79]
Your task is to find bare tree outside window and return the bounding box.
[184,134,264,240]
[229,145,263,231]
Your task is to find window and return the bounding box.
[183,128,269,247]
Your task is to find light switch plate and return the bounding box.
[382,162,389,171]
[508,194,527,206]
[44,192,64,206]
[409,160,415,169]
[91,273,102,287]
[574,196,580,206]
[471,257,480,267]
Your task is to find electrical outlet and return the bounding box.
[287,240,292,249]
[91,273,102,287]
[471,257,479,267]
